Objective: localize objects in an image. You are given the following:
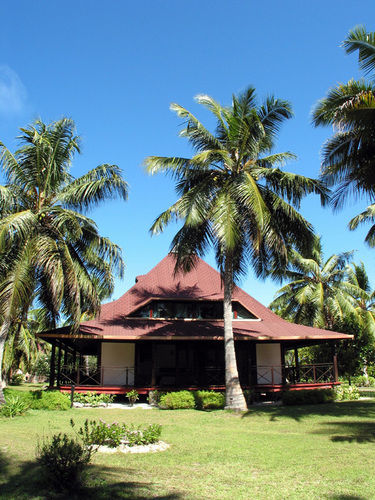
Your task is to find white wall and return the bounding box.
[101,342,135,386]
[256,343,282,384]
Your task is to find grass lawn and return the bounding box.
[1,393,375,499]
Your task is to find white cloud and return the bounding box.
[0,65,27,114]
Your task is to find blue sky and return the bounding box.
[1,1,374,306]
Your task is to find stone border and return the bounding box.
[97,440,169,454]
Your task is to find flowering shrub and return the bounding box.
[71,418,162,448]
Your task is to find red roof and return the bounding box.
[41,254,352,342]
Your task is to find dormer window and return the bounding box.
[129,300,257,320]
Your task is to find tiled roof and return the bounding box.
[41,254,352,342]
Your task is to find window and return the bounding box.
[129,300,256,320]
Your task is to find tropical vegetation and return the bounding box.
[270,238,375,378]
[0,118,128,403]
[145,87,328,410]
[313,25,375,245]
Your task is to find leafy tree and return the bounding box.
[312,26,375,245]
[0,118,128,403]
[145,87,327,410]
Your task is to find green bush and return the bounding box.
[352,375,375,387]
[28,390,70,410]
[282,389,335,405]
[194,391,225,410]
[335,385,360,401]
[73,391,114,407]
[0,395,30,418]
[126,389,139,406]
[72,418,162,448]
[159,390,196,409]
[37,433,95,489]
[10,373,24,385]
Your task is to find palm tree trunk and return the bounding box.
[0,317,11,405]
[223,256,247,411]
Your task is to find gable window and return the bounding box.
[129,300,257,320]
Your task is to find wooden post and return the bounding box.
[333,343,339,383]
[97,342,102,385]
[57,342,62,387]
[294,347,300,383]
[281,345,286,385]
[151,343,157,387]
[49,343,56,388]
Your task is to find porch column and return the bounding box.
[56,342,62,387]
[332,343,338,383]
[151,343,157,387]
[294,347,300,383]
[97,342,102,385]
[49,343,56,388]
[281,345,286,384]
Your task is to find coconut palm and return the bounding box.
[270,237,359,329]
[312,26,375,243]
[145,87,328,410]
[0,118,128,403]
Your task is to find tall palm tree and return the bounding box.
[269,238,359,330]
[0,118,128,403]
[145,87,328,410]
[312,26,375,244]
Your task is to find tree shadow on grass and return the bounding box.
[0,458,183,500]
[324,495,367,499]
[312,420,375,443]
[241,400,375,422]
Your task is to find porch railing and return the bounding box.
[57,362,335,388]
[59,365,135,386]
[253,363,335,386]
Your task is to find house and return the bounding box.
[38,254,352,395]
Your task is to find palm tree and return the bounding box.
[312,26,375,244]
[269,237,359,330]
[2,308,49,383]
[345,262,375,380]
[145,87,328,410]
[0,118,128,403]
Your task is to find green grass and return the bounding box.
[1,394,375,499]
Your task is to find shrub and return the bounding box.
[37,433,95,489]
[73,419,124,448]
[72,418,162,448]
[159,391,195,409]
[194,391,225,410]
[147,390,162,406]
[282,389,335,406]
[126,389,139,406]
[124,424,162,446]
[0,395,30,418]
[73,391,114,407]
[352,375,375,387]
[10,372,24,385]
[335,385,360,401]
[27,390,70,410]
